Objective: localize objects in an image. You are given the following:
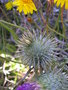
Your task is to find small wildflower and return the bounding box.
[5,1,13,10]
[54,0,68,9]
[13,0,37,14]
[16,82,40,90]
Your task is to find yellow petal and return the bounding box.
[13,0,37,14]
[5,1,13,10]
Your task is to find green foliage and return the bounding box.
[0,53,28,89]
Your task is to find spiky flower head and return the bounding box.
[38,71,68,90]
[16,30,60,73]
[16,82,40,90]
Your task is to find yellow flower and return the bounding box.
[13,0,37,14]
[54,0,68,9]
[5,1,13,10]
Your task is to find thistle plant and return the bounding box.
[38,71,68,90]
[16,30,61,75]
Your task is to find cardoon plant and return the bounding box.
[16,30,61,74]
[38,71,68,90]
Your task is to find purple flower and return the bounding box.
[16,82,40,90]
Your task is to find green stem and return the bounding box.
[0,6,10,21]
[0,56,22,64]
[47,24,66,39]
[0,22,18,41]
[0,20,26,31]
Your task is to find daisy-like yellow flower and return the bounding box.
[54,0,68,9]
[5,1,13,10]
[13,0,37,14]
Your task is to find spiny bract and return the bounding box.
[16,31,61,73]
[38,72,68,90]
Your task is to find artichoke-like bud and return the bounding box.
[16,30,60,74]
[38,72,68,90]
